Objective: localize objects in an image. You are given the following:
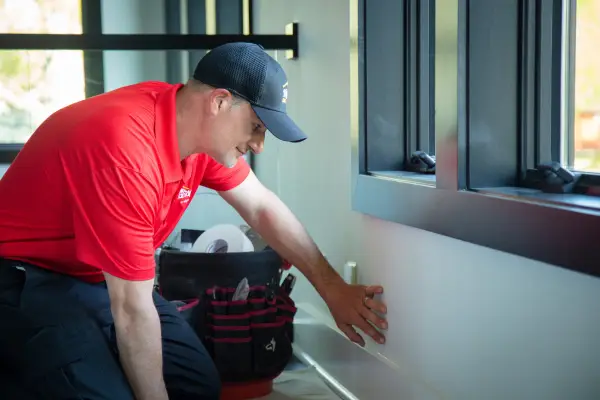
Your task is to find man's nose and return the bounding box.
[249,138,264,154]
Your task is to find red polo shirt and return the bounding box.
[0,81,250,283]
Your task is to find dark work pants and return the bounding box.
[0,259,221,399]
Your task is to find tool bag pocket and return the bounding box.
[197,285,297,383]
[275,292,297,343]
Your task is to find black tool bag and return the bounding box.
[157,237,297,383]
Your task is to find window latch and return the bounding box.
[406,151,436,174]
[523,161,581,193]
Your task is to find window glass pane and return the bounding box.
[0,50,85,143]
[0,0,84,144]
[1,50,187,144]
[0,0,82,34]
[573,0,600,172]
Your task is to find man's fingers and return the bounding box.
[339,323,365,347]
[365,285,384,297]
[360,302,388,330]
[364,297,387,315]
[354,317,385,344]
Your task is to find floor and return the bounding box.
[254,355,343,400]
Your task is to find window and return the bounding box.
[0,0,297,168]
[351,0,600,279]
[470,0,600,202]
[362,0,435,183]
[0,0,85,146]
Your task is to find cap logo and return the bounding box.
[282,82,288,104]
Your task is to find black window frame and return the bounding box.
[351,0,600,279]
[0,0,104,164]
[0,0,296,169]
[360,0,436,183]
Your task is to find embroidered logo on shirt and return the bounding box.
[177,186,191,205]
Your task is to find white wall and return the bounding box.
[238,1,600,399]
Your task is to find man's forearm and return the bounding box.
[114,309,168,400]
[246,191,344,295]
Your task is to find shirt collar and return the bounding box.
[155,83,184,183]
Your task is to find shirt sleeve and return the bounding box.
[71,166,159,281]
[200,156,251,191]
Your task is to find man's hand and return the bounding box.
[219,171,388,346]
[322,281,388,347]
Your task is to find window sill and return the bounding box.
[352,173,600,279]
[474,186,600,213]
[368,170,436,186]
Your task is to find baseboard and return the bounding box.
[292,303,441,400]
[292,346,359,400]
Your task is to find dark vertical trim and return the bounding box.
[405,0,418,160]
[536,0,563,164]
[216,0,244,34]
[165,0,183,83]
[518,0,537,181]
[358,0,367,175]
[81,0,104,97]
[419,0,436,155]
[549,0,563,162]
[187,0,207,76]
[456,0,469,190]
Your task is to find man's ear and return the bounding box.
[210,88,234,112]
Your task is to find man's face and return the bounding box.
[206,91,266,168]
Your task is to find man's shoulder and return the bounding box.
[84,80,173,116]
[70,81,175,141]
[58,82,177,174]
[106,81,174,98]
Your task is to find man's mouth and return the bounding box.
[236,147,246,156]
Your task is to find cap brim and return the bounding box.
[252,106,307,143]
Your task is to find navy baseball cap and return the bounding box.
[192,42,307,143]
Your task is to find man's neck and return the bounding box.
[175,85,204,160]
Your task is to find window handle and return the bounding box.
[523,162,581,193]
[406,151,436,174]
[536,162,575,184]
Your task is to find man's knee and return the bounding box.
[197,362,222,400]
[156,292,222,399]
[167,356,221,400]
[200,360,222,399]
[14,313,134,399]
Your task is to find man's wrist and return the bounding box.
[311,259,346,298]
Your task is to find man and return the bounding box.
[0,42,387,399]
